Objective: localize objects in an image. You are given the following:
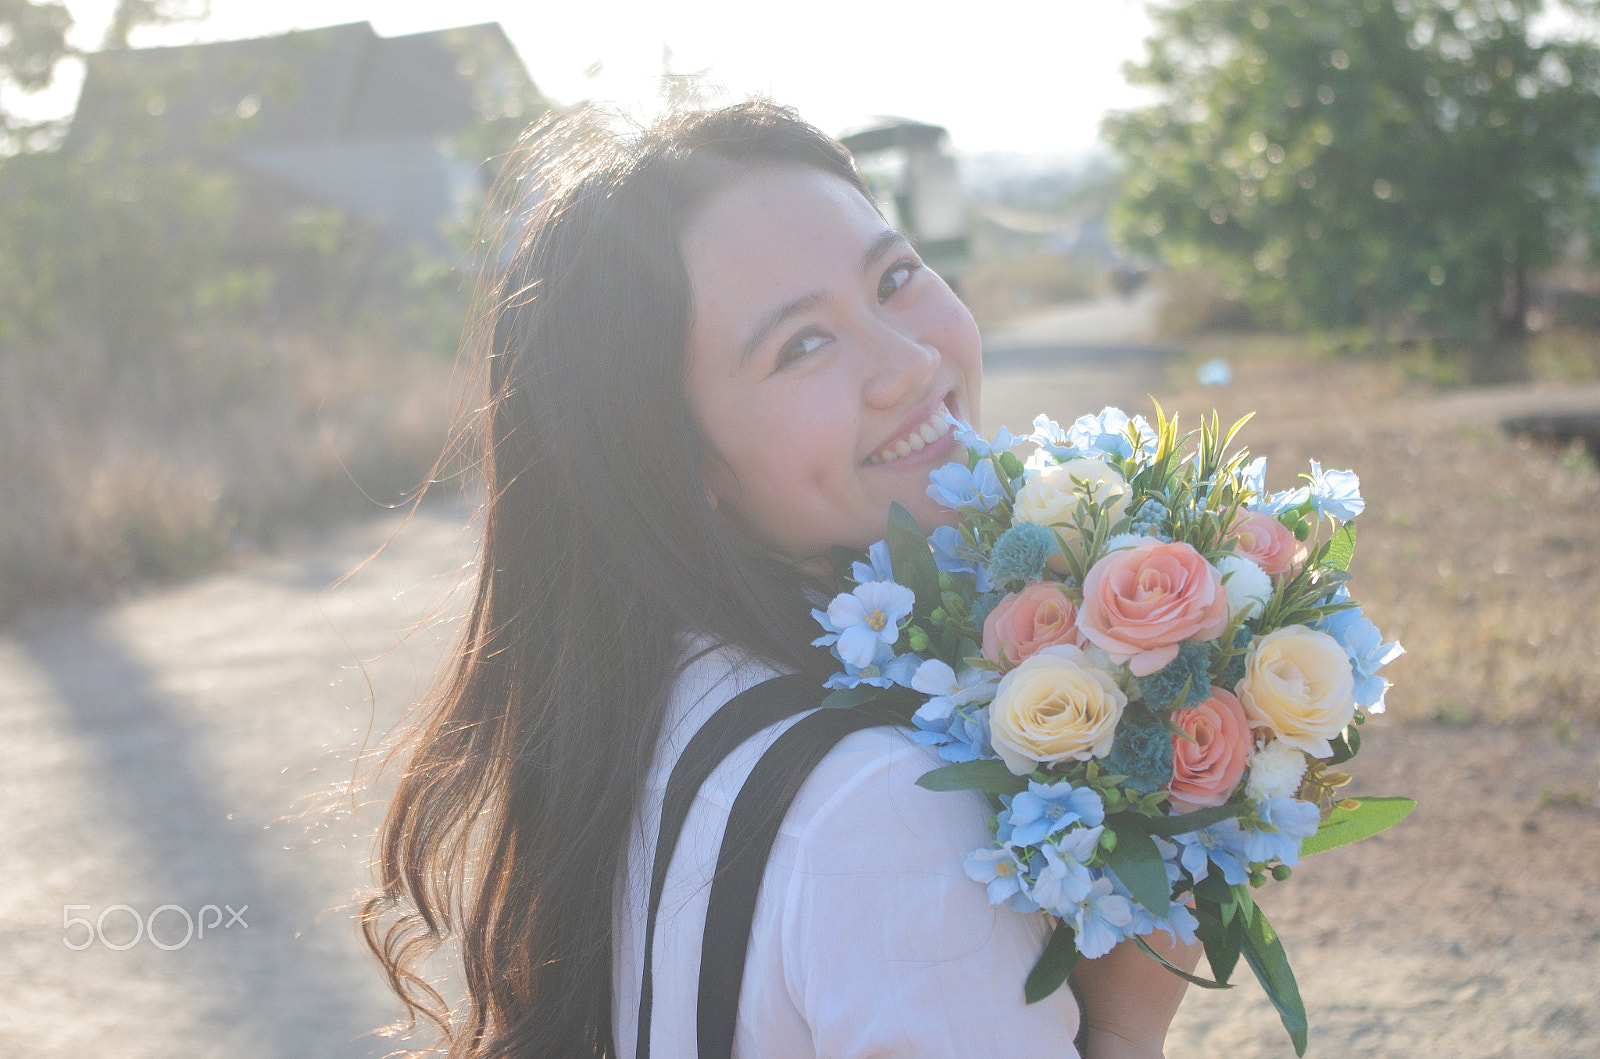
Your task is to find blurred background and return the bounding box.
[1,1,1597,1056]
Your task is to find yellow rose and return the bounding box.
[988,645,1128,775]
[1012,459,1131,573]
[1236,626,1355,757]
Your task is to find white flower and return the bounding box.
[1246,739,1309,802]
[1216,554,1273,622]
[1102,532,1151,553]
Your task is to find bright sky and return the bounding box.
[31,0,1158,160]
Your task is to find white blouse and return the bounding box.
[611,643,1083,1058]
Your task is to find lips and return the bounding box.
[863,398,955,467]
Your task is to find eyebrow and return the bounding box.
[738,229,914,365]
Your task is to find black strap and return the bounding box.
[636,673,819,1059]
[696,704,897,1059]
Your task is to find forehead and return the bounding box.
[682,166,886,311]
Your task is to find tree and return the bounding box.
[1104,0,1600,366]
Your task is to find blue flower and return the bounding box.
[1028,413,1069,448]
[1130,499,1169,537]
[1316,605,1404,712]
[968,590,1006,629]
[908,702,992,762]
[1066,407,1159,466]
[1270,460,1365,521]
[1174,817,1253,886]
[987,522,1059,587]
[1138,640,1213,712]
[965,846,1036,909]
[908,659,996,761]
[1103,705,1176,794]
[929,524,993,592]
[1305,461,1364,520]
[1004,780,1106,848]
[823,640,921,690]
[1242,455,1308,515]
[850,539,895,585]
[1029,829,1102,914]
[1241,456,1269,499]
[812,581,916,668]
[1243,797,1321,867]
[947,416,1018,459]
[927,458,1004,512]
[1062,876,1136,959]
[1122,893,1201,948]
[911,659,997,717]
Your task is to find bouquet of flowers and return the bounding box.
[812,406,1411,1055]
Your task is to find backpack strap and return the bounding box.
[696,702,900,1059]
[635,673,819,1059]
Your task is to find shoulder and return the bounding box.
[655,638,788,771]
[750,724,1083,1054]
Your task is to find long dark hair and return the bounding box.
[363,101,869,1057]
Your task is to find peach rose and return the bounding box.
[988,645,1128,775]
[982,581,1083,669]
[1236,626,1356,757]
[1075,540,1230,677]
[1228,512,1307,577]
[1167,687,1253,810]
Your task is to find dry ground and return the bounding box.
[0,334,1596,1057]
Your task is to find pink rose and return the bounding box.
[982,581,1083,669]
[1228,512,1307,577]
[1168,687,1252,810]
[1075,540,1230,676]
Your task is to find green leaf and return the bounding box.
[886,502,941,617]
[1024,921,1080,1004]
[1112,802,1243,837]
[1194,900,1242,985]
[1134,934,1233,989]
[1193,873,1234,923]
[820,685,882,711]
[915,759,1029,796]
[1326,723,1361,766]
[1323,523,1357,572]
[1240,905,1308,1056]
[830,545,863,585]
[1301,796,1416,856]
[1101,827,1171,916]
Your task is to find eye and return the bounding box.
[776,328,829,369]
[878,260,921,302]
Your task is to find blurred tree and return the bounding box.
[1105,0,1600,371]
[101,0,207,50]
[0,0,73,150]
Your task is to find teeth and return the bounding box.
[865,402,952,466]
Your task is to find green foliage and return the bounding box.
[916,759,1030,796]
[1024,921,1080,1004]
[1106,0,1600,354]
[1240,903,1309,1055]
[1300,795,1417,854]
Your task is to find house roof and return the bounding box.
[65,21,540,157]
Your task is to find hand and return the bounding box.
[1073,930,1203,1059]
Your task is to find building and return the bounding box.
[65,21,543,250]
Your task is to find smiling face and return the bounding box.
[682,165,983,565]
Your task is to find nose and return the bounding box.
[860,317,939,411]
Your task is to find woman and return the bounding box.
[365,100,1197,1059]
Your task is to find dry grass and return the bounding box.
[0,329,453,620]
[1149,336,1600,726]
